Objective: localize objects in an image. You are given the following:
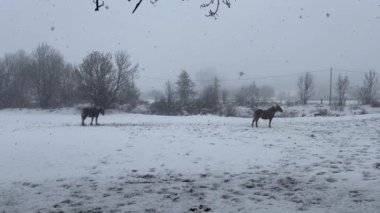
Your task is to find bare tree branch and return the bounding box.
[93,0,105,11]
[132,0,143,14]
[201,0,232,18]
[129,0,233,18]
[201,0,220,18]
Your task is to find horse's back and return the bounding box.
[254,108,274,120]
[81,107,98,118]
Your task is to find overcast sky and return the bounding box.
[1,0,380,94]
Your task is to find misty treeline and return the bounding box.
[353,71,380,106]
[147,70,281,116]
[149,70,379,115]
[0,43,139,109]
[296,71,379,108]
[332,71,379,107]
[0,44,379,114]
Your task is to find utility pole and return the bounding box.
[329,67,332,107]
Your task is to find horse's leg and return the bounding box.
[90,117,94,125]
[95,116,99,125]
[255,118,259,127]
[251,117,255,127]
[269,118,272,128]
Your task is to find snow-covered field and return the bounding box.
[1,109,380,213]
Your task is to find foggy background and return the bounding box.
[1,0,380,97]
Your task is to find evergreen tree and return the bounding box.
[176,70,195,106]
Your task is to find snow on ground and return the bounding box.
[0,109,380,213]
[279,103,380,118]
[230,103,380,118]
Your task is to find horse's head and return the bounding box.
[275,104,283,112]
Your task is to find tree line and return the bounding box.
[0,43,140,109]
[149,70,379,115]
[296,71,379,108]
[148,70,280,115]
[0,44,379,113]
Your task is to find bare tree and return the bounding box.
[360,70,379,105]
[32,44,65,108]
[114,51,140,106]
[0,51,33,108]
[119,80,140,107]
[60,64,81,106]
[297,72,314,105]
[335,74,349,108]
[79,51,140,108]
[79,51,114,108]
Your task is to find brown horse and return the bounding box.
[81,107,105,126]
[252,104,283,128]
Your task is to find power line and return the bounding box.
[139,69,330,83]
[139,68,378,84]
[334,68,379,74]
[139,75,172,81]
[229,69,328,82]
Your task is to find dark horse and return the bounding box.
[252,104,283,128]
[81,107,105,126]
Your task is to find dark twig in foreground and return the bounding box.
[130,0,233,18]
[132,0,143,13]
[93,0,105,11]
